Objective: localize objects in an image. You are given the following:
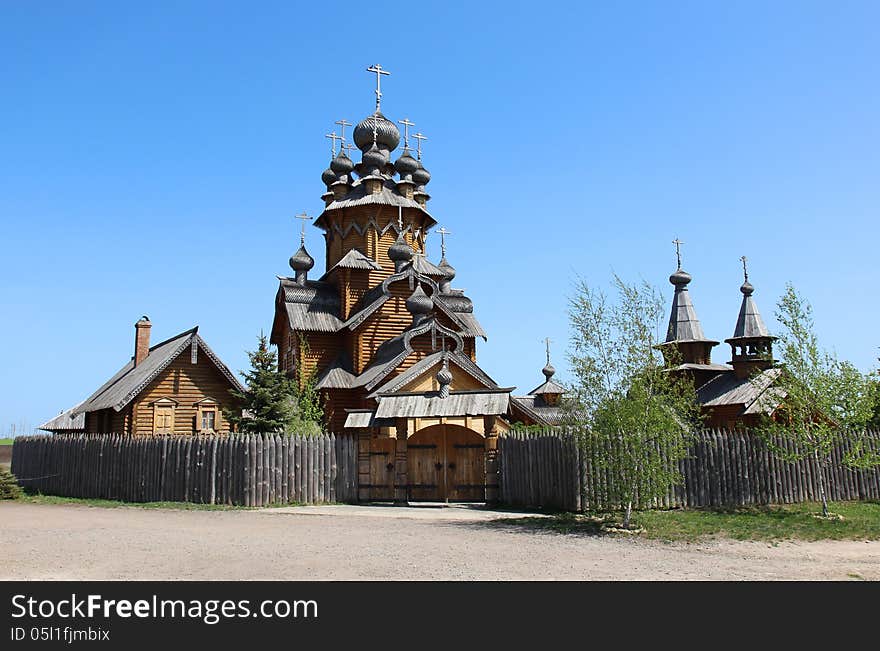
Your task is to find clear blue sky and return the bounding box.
[1,1,878,434]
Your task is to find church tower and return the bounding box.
[270,65,531,504]
[724,257,776,379]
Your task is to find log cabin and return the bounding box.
[39,318,244,435]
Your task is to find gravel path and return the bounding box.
[2,502,878,580]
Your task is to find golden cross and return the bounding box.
[412,132,427,160]
[325,131,342,157]
[437,226,451,257]
[366,64,391,112]
[741,255,749,282]
[672,238,684,270]
[335,119,352,145]
[295,212,310,246]
[398,118,415,150]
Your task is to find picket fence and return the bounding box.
[498,428,880,511]
[11,433,358,506]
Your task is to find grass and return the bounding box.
[0,438,14,446]
[490,501,880,542]
[14,494,303,511]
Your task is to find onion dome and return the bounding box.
[438,256,456,282]
[542,362,556,380]
[394,149,419,181]
[321,167,338,187]
[354,112,400,153]
[740,279,755,296]
[436,357,453,398]
[388,231,414,266]
[669,268,692,286]
[405,284,433,319]
[412,160,431,187]
[289,245,314,273]
[361,142,388,177]
[330,151,354,175]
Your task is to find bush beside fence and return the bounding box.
[499,428,880,511]
[11,433,358,506]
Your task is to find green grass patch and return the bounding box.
[15,494,303,511]
[491,501,880,542]
[0,439,14,446]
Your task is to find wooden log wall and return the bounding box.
[498,428,880,511]
[10,433,359,507]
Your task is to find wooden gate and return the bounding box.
[368,437,396,500]
[407,424,486,502]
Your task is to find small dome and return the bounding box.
[435,362,453,388]
[405,284,433,316]
[388,231,414,263]
[394,150,419,178]
[438,256,456,282]
[669,269,692,286]
[289,245,314,272]
[362,142,387,172]
[542,362,556,380]
[412,160,431,187]
[321,167,338,186]
[353,112,400,152]
[740,280,754,296]
[330,151,354,175]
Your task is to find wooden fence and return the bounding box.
[10,433,358,507]
[498,428,880,511]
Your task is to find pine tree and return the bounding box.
[225,334,297,434]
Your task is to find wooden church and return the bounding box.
[269,65,555,503]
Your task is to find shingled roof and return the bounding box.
[696,367,784,414]
[38,402,87,432]
[73,327,243,414]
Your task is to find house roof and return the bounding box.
[73,327,243,414]
[38,401,87,432]
[696,367,784,414]
[320,249,383,280]
[510,395,562,426]
[275,277,344,333]
[367,350,499,398]
[374,389,512,419]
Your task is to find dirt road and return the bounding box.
[2,502,878,580]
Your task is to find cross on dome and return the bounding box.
[366,64,391,112]
[295,212,310,245]
[325,131,342,157]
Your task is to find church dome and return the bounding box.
[330,151,354,175]
[362,142,388,172]
[289,245,315,272]
[438,256,456,282]
[542,362,556,380]
[435,362,453,388]
[406,284,433,316]
[740,280,754,296]
[412,161,431,187]
[354,112,400,152]
[388,232,414,263]
[321,167,338,186]
[669,269,692,286]
[394,150,419,178]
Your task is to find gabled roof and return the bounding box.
[696,367,784,414]
[367,350,499,399]
[74,327,243,414]
[38,401,87,432]
[409,255,445,277]
[528,378,567,396]
[314,354,358,390]
[275,277,343,333]
[510,395,560,426]
[320,249,382,280]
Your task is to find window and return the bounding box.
[151,398,178,434]
[195,398,220,434]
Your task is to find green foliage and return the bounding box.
[566,274,701,527]
[288,337,325,437]
[0,468,22,500]
[753,284,877,516]
[225,334,299,434]
[868,365,880,430]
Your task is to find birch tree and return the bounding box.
[567,275,700,528]
[753,284,877,517]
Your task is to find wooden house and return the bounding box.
[39,318,244,435]
[270,74,550,503]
